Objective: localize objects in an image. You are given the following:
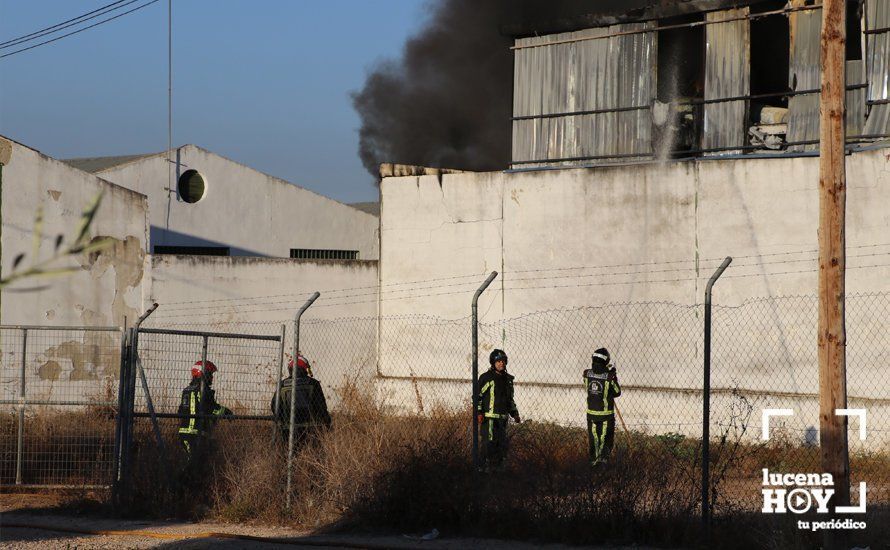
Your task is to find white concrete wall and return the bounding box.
[1,136,149,327]
[0,136,149,406]
[95,145,379,259]
[143,255,379,413]
[378,149,890,446]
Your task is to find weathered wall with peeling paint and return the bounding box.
[93,145,379,260]
[0,136,148,409]
[377,148,890,445]
[1,136,149,328]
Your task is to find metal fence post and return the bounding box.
[112,327,130,505]
[199,334,209,425]
[286,291,320,509]
[15,328,27,485]
[132,304,170,483]
[702,257,731,534]
[118,304,158,505]
[472,272,498,470]
[272,324,286,444]
[117,327,138,505]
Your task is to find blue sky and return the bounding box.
[0,0,429,203]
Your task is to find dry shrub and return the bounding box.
[0,409,115,486]
[210,438,285,523]
[343,418,703,546]
[14,380,890,548]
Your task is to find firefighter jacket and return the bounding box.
[477,368,519,420]
[271,372,332,429]
[178,380,230,436]
[583,363,621,417]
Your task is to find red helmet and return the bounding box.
[288,354,310,372]
[191,360,217,378]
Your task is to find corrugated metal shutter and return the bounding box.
[703,8,751,154]
[512,23,656,167]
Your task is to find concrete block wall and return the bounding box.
[378,148,890,447]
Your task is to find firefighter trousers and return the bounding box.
[587,415,615,465]
[177,433,210,485]
[481,417,509,468]
[179,433,207,461]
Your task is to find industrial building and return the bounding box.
[509,0,888,167]
[375,0,890,441]
[64,145,379,260]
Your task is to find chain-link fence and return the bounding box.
[711,293,890,511]
[116,326,285,501]
[0,325,122,489]
[293,290,890,519]
[3,287,888,537]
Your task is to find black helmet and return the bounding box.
[489,349,508,367]
[592,347,610,366]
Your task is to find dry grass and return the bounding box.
[6,383,890,548]
[0,407,116,486]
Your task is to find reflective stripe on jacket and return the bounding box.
[477,368,518,419]
[178,381,227,435]
[583,365,621,416]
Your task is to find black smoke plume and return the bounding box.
[352,0,663,180]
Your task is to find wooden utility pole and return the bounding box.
[818,0,850,515]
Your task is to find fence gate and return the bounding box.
[0,325,124,489]
[117,326,285,496]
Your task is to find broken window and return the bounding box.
[654,14,704,157]
[748,2,791,150]
[847,1,867,136]
[847,0,864,61]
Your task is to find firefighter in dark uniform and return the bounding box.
[271,354,331,445]
[584,348,621,466]
[477,349,520,469]
[178,360,231,466]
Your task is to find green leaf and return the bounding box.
[73,191,105,246]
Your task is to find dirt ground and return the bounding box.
[0,492,657,549]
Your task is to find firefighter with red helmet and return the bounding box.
[477,349,520,470]
[271,354,331,445]
[177,359,231,463]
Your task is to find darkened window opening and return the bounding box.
[290,249,359,260]
[154,245,229,256]
[177,169,206,203]
[750,2,791,122]
[846,0,863,61]
[746,0,792,155]
[655,14,705,157]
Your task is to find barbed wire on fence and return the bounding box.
[140,244,890,316]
